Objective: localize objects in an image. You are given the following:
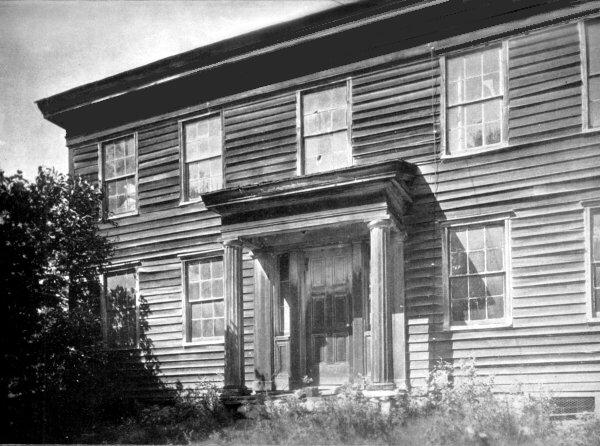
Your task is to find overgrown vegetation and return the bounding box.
[77,360,599,445]
[1,169,165,443]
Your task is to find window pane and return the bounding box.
[484,120,501,145]
[466,125,483,148]
[214,300,224,318]
[450,229,467,251]
[593,265,600,288]
[469,228,484,250]
[469,297,486,320]
[587,21,600,76]
[465,77,482,102]
[191,302,202,319]
[482,72,500,97]
[304,131,350,174]
[192,320,202,339]
[486,296,504,319]
[201,301,213,318]
[212,278,223,297]
[487,248,504,271]
[486,275,504,296]
[451,299,468,322]
[469,276,485,298]
[482,49,500,74]
[447,57,464,82]
[450,277,468,299]
[451,251,467,275]
[214,318,225,337]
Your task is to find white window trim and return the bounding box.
[583,200,600,323]
[297,78,353,176]
[580,19,600,132]
[441,41,509,158]
[100,265,140,349]
[442,214,513,331]
[181,252,226,347]
[98,132,139,220]
[178,111,225,205]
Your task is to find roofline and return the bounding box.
[36,0,447,121]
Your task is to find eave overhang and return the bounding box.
[201,160,417,225]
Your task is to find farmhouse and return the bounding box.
[37,0,600,414]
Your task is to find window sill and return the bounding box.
[447,320,512,331]
[441,142,508,159]
[183,338,225,347]
[107,210,139,221]
[587,317,600,325]
[179,199,207,209]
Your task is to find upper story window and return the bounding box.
[102,135,137,217]
[182,114,223,202]
[446,47,505,155]
[584,205,600,320]
[184,257,225,342]
[445,220,510,327]
[301,83,351,174]
[103,269,138,348]
[584,19,600,129]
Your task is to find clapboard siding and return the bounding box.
[224,93,297,187]
[404,130,600,393]
[508,24,582,145]
[71,143,98,184]
[352,58,441,165]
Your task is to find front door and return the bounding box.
[306,246,352,385]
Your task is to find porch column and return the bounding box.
[368,218,394,387]
[252,250,276,391]
[223,239,246,392]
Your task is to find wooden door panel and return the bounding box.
[306,246,352,385]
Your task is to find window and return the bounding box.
[446,47,505,154]
[102,135,137,216]
[301,83,351,174]
[445,221,509,327]
[584,19,600,129]
[103,270,138,348]
[585,206,600,320]
[184,257,224,342]
[182,115,223,201]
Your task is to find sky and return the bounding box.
[0,0,346,180]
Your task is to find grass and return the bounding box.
[78,362,600,445]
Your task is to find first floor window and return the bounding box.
[182,115,223,201]
[301,84,351,174]
[185,257,225,341]
[446,47,505,154]
[104,270,137,348]
[447,221,508,326]
[102,135,137,216]
[587,207,600,318]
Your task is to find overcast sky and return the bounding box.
[0,0,343,180]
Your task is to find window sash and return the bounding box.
[103,270,138,348]
[445,46,506,154]
[184,257,225,341]
[182,115,223,201]
[102,135,137,216]
[445,221,509,327]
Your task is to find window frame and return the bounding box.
[100,266,140,349]
[297,79,353,176]
[178,111,225,205]
[580,18,600,131]
[98,133,138,219]
[442,214,513,330]
[441,41,509,157]
[180,252,226,346]
[583,201,600,322]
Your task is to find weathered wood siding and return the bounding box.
[352,58,441,165]
[405,131,600,393]
[224,93,298,187]
[508,24,583,144]
[68,16,600,395]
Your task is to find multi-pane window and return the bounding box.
[302,84,351,174]
[183,115,223,201]
[104,270,137,348]
[589,209,600,318]
[585,19,600,129]
[185,258,224,341]
[103,136,137,216]
[447,48,504,154]
[448,222,507,325]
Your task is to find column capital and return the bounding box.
[223,238,243,248]
[368,218,393,231]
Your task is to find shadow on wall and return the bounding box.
[405,171,453,389]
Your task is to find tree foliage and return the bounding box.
[0,168,162,442]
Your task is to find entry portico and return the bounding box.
[202,161,415,393]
